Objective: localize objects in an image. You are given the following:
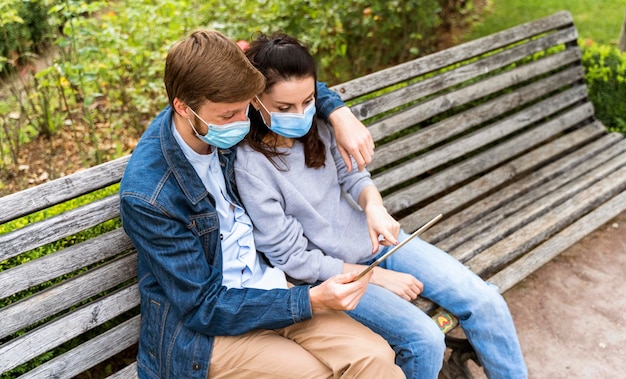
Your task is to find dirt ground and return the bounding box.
[501,210,626,378]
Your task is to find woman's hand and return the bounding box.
[371,267,423,301]
[329,106,374,172]
[364,202,400,253]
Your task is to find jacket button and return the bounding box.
[220,233,223,240]
[192,363,201,370]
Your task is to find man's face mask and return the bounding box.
[187,105,250,149]
[256,97,315,138]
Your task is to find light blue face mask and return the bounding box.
[256,97,316,138]
[187,106,250,149]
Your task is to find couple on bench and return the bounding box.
[120,28,527,379]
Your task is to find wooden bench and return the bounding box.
[2,11,626,378]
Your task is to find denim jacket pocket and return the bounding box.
[188,213,220,262]
[144,297,163,361]
[188,213,219,236]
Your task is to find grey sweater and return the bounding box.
[234,121,376,282]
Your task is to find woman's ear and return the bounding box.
[173,98,192,119]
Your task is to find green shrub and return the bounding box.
[204,0,445,84]
[581,42,626,135]
[0,0,52,75]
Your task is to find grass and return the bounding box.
[465,0,626,45]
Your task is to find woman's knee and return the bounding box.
[393,320,446,362]
[467,282,510,318]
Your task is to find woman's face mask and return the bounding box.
[256,96,315,138]
[187,106,250,149]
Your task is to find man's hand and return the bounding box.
[309,271,372,313]
[328,106,374,172]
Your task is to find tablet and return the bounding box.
[352,213,443,282]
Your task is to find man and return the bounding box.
[119,29,404,379]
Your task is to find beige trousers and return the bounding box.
[208,310,405,379]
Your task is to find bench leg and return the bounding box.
[440,335,482,379]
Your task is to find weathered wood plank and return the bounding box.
[437,136,626,251]
[417,130,624,243]
[106,362,138,379]
[367,48,582,142]
[331,11,575,100]
[0,155,128,224]
[0,253,137,339]
[21,316,139,379]
[465,165,626,278]
[0,284,139,373]
[378,99,595,208]
[0,195,120,261]
[369,67,585,171]
[351,26,578,121]
[449,146,626,261]
[0,228,133,299]
[489,189,626,292]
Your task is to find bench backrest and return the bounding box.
[0,156,138,378]
[333,10,626,300]
[3,10,625,378]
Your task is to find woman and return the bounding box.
[234,32,528,379]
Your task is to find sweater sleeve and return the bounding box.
[234,157,345,282]
[324,122,374,203]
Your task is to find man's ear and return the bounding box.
[173,98,192,119]
[250,96,261,111]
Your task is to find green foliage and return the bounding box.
[205,0,443,83]
[0,0,449,184]
[465,0,625,46]
[581,42,626,134]
[0,0,52,74]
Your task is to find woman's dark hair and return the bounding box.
[244,32,326,170]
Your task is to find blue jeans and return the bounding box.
[347,230,528,379]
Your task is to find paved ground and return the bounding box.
[502,210,626,378]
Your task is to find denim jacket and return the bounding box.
[119,83,345,379]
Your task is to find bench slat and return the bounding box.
[0,195,119,261]
[465,165,626,277]
[0,284,139,373]
[332,11,575,100]
[369,65,585,171]
[1,253,137,339]
[0,155,128,224]
[489,189,626,292]
[351,26,578,121]
[106,362,138,379]
[378,98,595,208]
[367,48,582,142]
[373,83,589,192]
[418,130,625,243]
[20,316,140,379]
[0,229,132,299]
[449,147,626,261]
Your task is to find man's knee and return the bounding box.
[349,341,405,378]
